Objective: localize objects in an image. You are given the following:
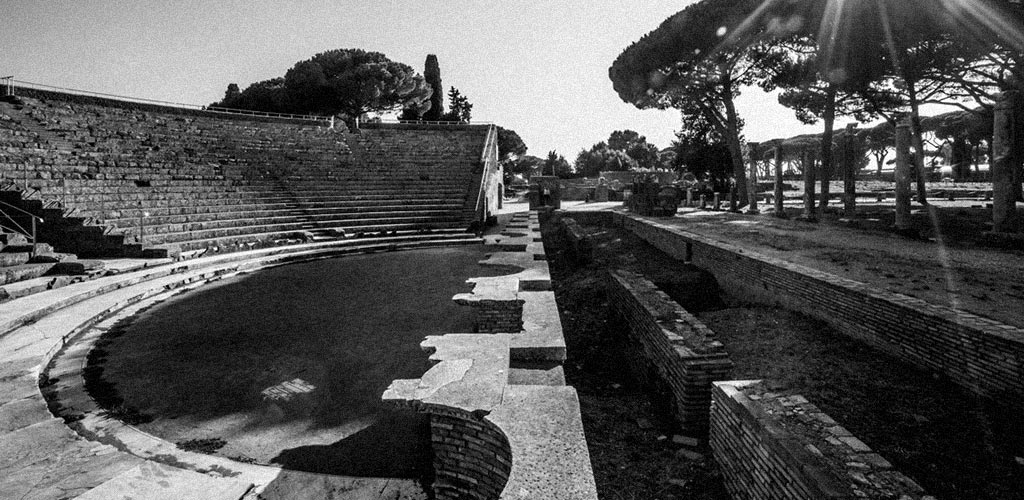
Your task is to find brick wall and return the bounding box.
[612,213,1024,401]
[606,269,733,435]
[473,299,525,333]
[560,218,592,265]
[711,380,934,500]
[428,409,513,500]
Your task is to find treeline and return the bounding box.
[610,0,1024,205]
[212,49,477,124]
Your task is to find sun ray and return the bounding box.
[873,0,904,76]
[937,0,1024,52]
[817,0,849,82]
[717,0,785,50]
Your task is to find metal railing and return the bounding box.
[0,199,44,257]
[7,78,333,124]
[360,117,493,127]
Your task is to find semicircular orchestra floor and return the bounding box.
[83,246,506,479]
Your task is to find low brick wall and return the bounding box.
[711,380,934,500]
[474,299,525,333]
[610,212,1024,401]
[560,218,592,264]
[430,408,513,500]
[606,269,733,435]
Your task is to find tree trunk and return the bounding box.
[723,87,748,207]
[907,84,930,205]
[819,86,837,208]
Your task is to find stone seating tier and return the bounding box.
[0,94,491,257]
[98,202,466,227]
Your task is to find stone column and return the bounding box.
[843,123,858,216]
[802,149,817,221]
[895,122,913,231]
[746,142,759,213]
[992,91,1020,233]
[774,144,785,216]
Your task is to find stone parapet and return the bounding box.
[383,210,590,498]
[453,276,525,333]
[382,333,597,500]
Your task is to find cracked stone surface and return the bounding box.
[74,461,252,500]
[513,291,567,362]
[490,386,598,500]
[452,276,520,303]
[384,334,510,413]
[0,419,145,500]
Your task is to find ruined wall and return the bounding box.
[614,213,1024,401]
[606,269,733,435]
[711,381,934,500]
[430,409,513,500]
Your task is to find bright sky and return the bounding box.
[3,1,834,158]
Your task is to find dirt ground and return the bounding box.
[542,213,1024,500]
[542,221,730,500]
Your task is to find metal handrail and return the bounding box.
[368,118,493,126]
[9,78,333,124]
[0,209,31,236]
[0,199,43,221]
[0,200,44,257]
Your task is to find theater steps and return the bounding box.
[1,94,490,259]
[0,231,111,301]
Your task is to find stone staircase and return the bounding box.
[0,229,106,301]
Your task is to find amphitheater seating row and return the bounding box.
[0,91,492,258]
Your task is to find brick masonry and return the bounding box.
[606,269,733,435]
[605,212,1024,402]
[430,408,513,500]
[711,380,935,500]
[560,218,592,265]
[473,299,525,333]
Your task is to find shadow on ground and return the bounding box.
[271,409,431,478]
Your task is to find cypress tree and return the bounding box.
[423,54,444,121]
